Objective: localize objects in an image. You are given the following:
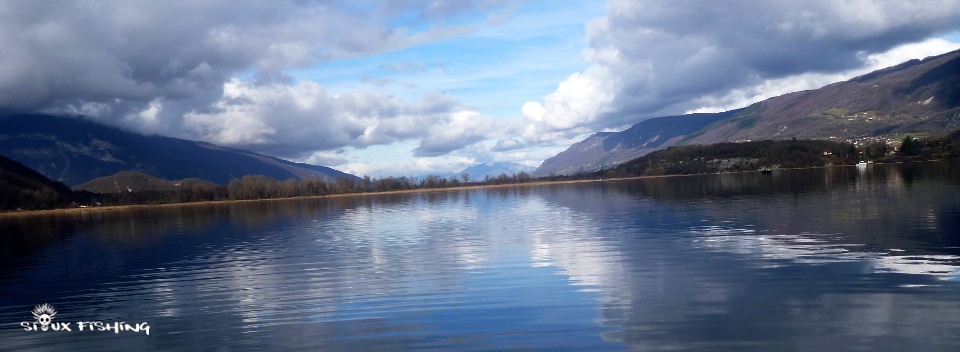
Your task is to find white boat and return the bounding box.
[857,161,868,168]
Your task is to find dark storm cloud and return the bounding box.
[602,0,960,119]
[2,1,323,121]
[0,0,510,152]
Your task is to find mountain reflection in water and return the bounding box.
[1,161,959,351]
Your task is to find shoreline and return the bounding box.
[0,174,668,217]
[0,160,933,218]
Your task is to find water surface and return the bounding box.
[1,161,959,351]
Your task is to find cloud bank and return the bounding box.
[0,0,513,159]
[185,80,494,158]
[522,0,960,142]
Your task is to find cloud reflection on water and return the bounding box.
[1,161,959,350]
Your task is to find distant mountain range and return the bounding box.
[534,48,960,176]
[413,162,535,181]
[460,162,535,181]
[0,113,357,186]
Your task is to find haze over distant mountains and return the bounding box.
[535,49,960,176]
[460,162,535,181]
[0,114,357,186]
[413,162,535,182]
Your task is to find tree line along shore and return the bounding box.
[3,130,960,213]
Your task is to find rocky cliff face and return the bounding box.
[535,49,960,176]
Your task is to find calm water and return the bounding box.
[1,161,960,351]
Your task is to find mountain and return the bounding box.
[0,113,358,186]
[534,49,960,176]
[534,110,741,176]
[0,153,75,210]
[412,172,460,181]
[73,171,220,194]
[460,162,536,181]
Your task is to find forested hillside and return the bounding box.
[599,140,857,177]
[0,154,75,211]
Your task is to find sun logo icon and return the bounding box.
[31,304,57,331]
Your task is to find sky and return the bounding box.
[2,0,960,178]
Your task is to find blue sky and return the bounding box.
[284,0,604,174]
[294,1,600,109]
[2,0,960,177]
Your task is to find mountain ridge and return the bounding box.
[73,171,222,194]
[534,110,742,176]
[0,113,358,186]
[460,162,535,181]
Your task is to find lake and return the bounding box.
[1,161,959,351]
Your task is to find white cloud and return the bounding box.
[862,38,960,70]
[182,79,496,159]
[520,67,616,143]
[491,138,525,151]
[301,151,347,167]
[414,110,495,157]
